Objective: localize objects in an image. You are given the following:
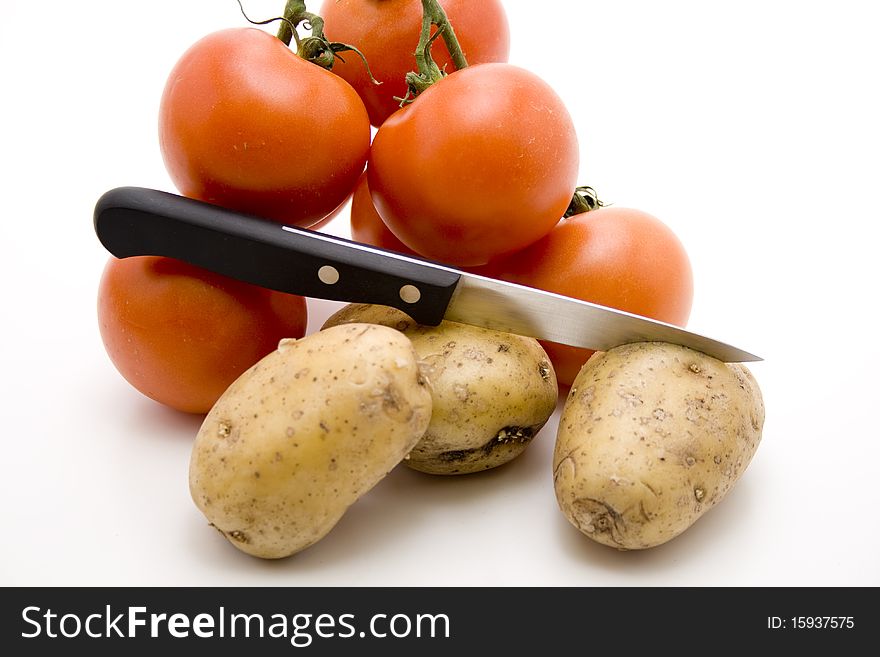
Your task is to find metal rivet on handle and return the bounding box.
[399,284,421,304]
[318,265,340,285]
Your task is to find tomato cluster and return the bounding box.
[325,0,692,385]
[98,0,695,412]
[321,0,510,127]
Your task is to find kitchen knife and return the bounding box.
[93,187,761,362]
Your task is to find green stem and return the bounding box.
[421,0,468,72]
[299,12,325,40]
[274,0,377,78]
[276,0,326,47]
[564,186,605,218]
[413,6,442,86]
[277,0,307,46]
[404,0,470,98]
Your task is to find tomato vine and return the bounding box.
[565,186,606,217]
[402,0,469,99]
[272,0,377,80]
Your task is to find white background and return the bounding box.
[1,0,878,586]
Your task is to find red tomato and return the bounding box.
[159,28,370,227]
[97,256,308,414]
[309,189,353,231]
[349,172,416,254]
[321,0,510,126]
[368,63,579,267]
[349,171,508,281]
[494,207,694,387]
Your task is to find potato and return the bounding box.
[553,342,764,549]
[189,323,432,558]
[323,304,558,474]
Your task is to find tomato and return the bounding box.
[349,172,415,254]
[320,0,510,126]
[309,189,353,231]
[159,28,370,228]
[97,256,308,414]
[348,171,506,281]
[493,207,694,387]
[368,63,579,267]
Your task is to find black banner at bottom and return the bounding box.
[0,587,870,654]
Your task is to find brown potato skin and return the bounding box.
[553,342,764,549]
[323,304,558,474]
[189,323,432,558]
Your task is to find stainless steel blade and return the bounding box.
[444,272,762,362]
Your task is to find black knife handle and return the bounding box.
[93,187,462,326]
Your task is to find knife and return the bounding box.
[93,186,761,362]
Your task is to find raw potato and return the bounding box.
[323,304,558,474]
[553,342,764,549]
[189,323,432,559]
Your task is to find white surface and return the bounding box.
[1,0,878,586]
